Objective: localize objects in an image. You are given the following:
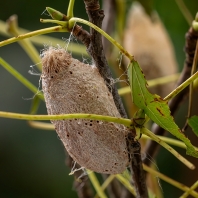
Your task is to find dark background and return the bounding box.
[0,0,197,197]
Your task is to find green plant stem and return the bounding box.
[0,111,132,127]
[143,164,198,197]
[118,73,180,96]
[30,120,198,152]
[28,121,54,130]
[40,17,133,61]
[67,0,75,18]
[175,0,193,26]
[180,181,198,198]
[141,127,195,170]
[40,19,67,26]
[7,15,42,71]
[183,40,198,130]
[20,118,198,152]
[69,17,133,61]
[142,134,198,151]
[164,71,198,101]
[0,26,68,47]
[88,171,107,198]
[192,21,198,31]
[115,174,135,196]
[94,175,116,198]
[115,0,125,39]
[192,40,198,88]
[0,20,87,56]
[0,58,44,100]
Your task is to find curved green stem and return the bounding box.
[94,175,116,198]
[88,171,107,198]
[115,174,135,196]
[118,73,180,96]
[0,20,87,56]
[175,0,193,26]
[67,0,75,18]
[141,127,195,170]
[192,21,198,31]
[143,164,198,197]
[40,19,67,26]
[7,15,42,71]
[142,134,198,151]
[180,181,198,198]
[0,58,44,101]
[164,71,198,101]
[69,17,133,61]
[0,26,68,47]
[0,111,133,127]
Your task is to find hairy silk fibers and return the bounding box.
[41,47,130,174]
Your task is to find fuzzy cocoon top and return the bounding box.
[41,47,130,174]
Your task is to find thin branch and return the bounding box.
[127,133,148,198]
[83,0,127,118]
[82,1,148,197]
[183,40,198,130]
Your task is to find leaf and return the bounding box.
[188,116,198,137]
[128,61,198,158]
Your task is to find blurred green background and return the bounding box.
[0,0,197,197]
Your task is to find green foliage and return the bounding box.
[128,60,198,158]
[188,115,198,137]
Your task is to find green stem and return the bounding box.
[94,175,116,198]
[118,73,180,96]
[40,19,67,26]
[141,127,195,170]
[41,16,133,62]
[0,20,87,56]
[142,134,198,151]
[7,15,42,71]
[184,40,198,130]
[0,58,44,100]
[115,174,135,195]
[175,0,193,26]
[164,71,198,101]
[0,111,132,127]
[67,0,75,18]
[115,0,126,39]
[143,164,198,197]
[88,171,107,198]
[180,181,198,198]
[69,17,133,61]
[28,121,54,130]
[192,21,198,31]
[0,26,68,47]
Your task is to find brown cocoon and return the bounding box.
[123,2,178,97]
[41,47,129,174]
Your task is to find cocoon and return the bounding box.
[41,47,129,174]
[123,2,178,97]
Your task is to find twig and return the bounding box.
[143,27,198,167]
[83,0,127,118]
[127,133,148,198]
[82,0,148,197]
[72,2,124,198]
[183,39,198,131]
